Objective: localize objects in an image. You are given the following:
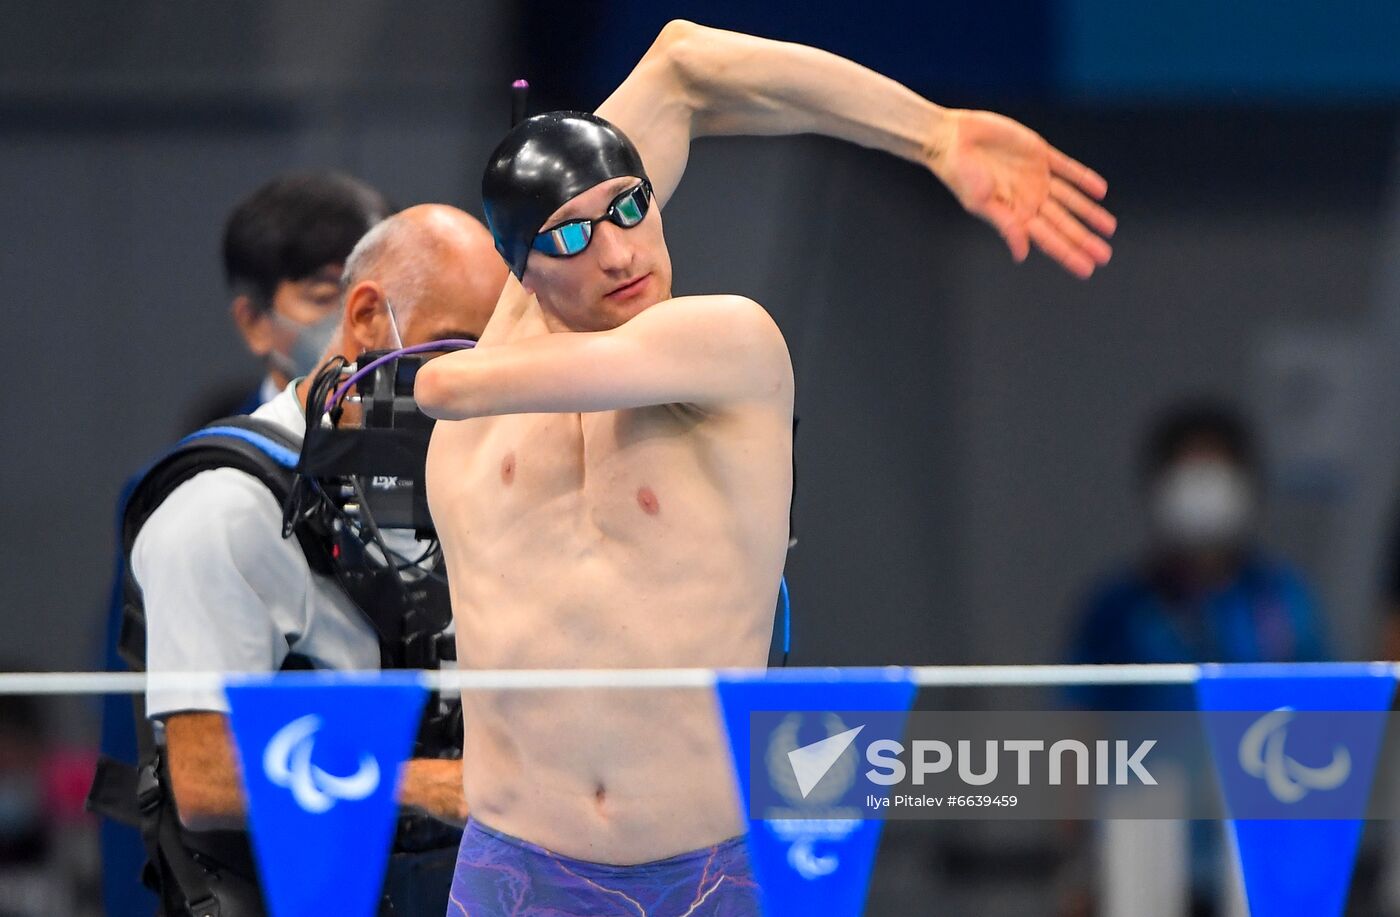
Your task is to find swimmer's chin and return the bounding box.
[603,277,671,325]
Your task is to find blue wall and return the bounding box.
[518,0,1400,107]
[1061,0,1400,100]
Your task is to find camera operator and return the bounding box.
[97,170,395,917]
[103,204,507,916]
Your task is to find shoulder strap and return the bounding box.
[116,416,332,670]
[123,415,326,572]
[98,416,322,915]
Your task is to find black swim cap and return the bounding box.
[482,111,650,279]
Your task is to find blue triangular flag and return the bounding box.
[225,672,428,917]
[715,668,916,917]
[1197,662,1396,917]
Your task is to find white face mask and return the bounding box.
[1150,459,1254,549]
[268,310,341,380]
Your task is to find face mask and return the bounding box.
[268,310,341,380]
[1150,460,1254,549]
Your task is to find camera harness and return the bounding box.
[89,347,469,917]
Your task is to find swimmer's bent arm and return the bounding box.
[601,19,944,206]
[599,20,1114,278]
[164,712,468,831]
[414,295,791,420]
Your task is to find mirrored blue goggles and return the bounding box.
[532,181,653,258]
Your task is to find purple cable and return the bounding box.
[328,339,477,410]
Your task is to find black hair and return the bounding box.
[222,172,394,311]
[1140,398,1260,484]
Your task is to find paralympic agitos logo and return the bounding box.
[262,714,381,814]
[1237,707,1351,804]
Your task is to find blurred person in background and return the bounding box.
[94,172,394,917]
[0,692,50,917]
[213,172,398,418]
[0,683,99,917]
[1062,399,1327,917]
[1068,399,1327,709]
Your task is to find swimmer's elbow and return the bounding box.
[413,361,451,417]
[656,20,714,97]
[656,19,703,55]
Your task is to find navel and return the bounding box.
[636,485,660,515]
[500,451,516,485]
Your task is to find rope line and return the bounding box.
[0,663,1233,696]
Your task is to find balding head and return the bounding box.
[336,204,507,357]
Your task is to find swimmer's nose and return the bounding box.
[591,220,635,274]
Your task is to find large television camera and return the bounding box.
[300,349,438,535]
[285,342,472,673]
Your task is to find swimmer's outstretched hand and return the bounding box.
[932,109,1116,279]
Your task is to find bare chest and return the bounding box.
[428,406,714,546]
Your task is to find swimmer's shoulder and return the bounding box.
[646,292,782,336]
[633,294,792,413]
[647,293,791,369]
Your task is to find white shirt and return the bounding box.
[258,373,282,405]
[135,383,380,718]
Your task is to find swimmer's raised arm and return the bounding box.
[598,19,1115,278]
[415,295,791,420]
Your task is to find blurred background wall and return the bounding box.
[2,1,1399,912]
[0,0,515,682]
[5,0,1397,680]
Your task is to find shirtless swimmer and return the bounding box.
[416,19,1115,916]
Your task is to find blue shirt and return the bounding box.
[1064,551,1328,901]
[1066,552,1327,711]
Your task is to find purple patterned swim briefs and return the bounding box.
[447,818,761,916]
